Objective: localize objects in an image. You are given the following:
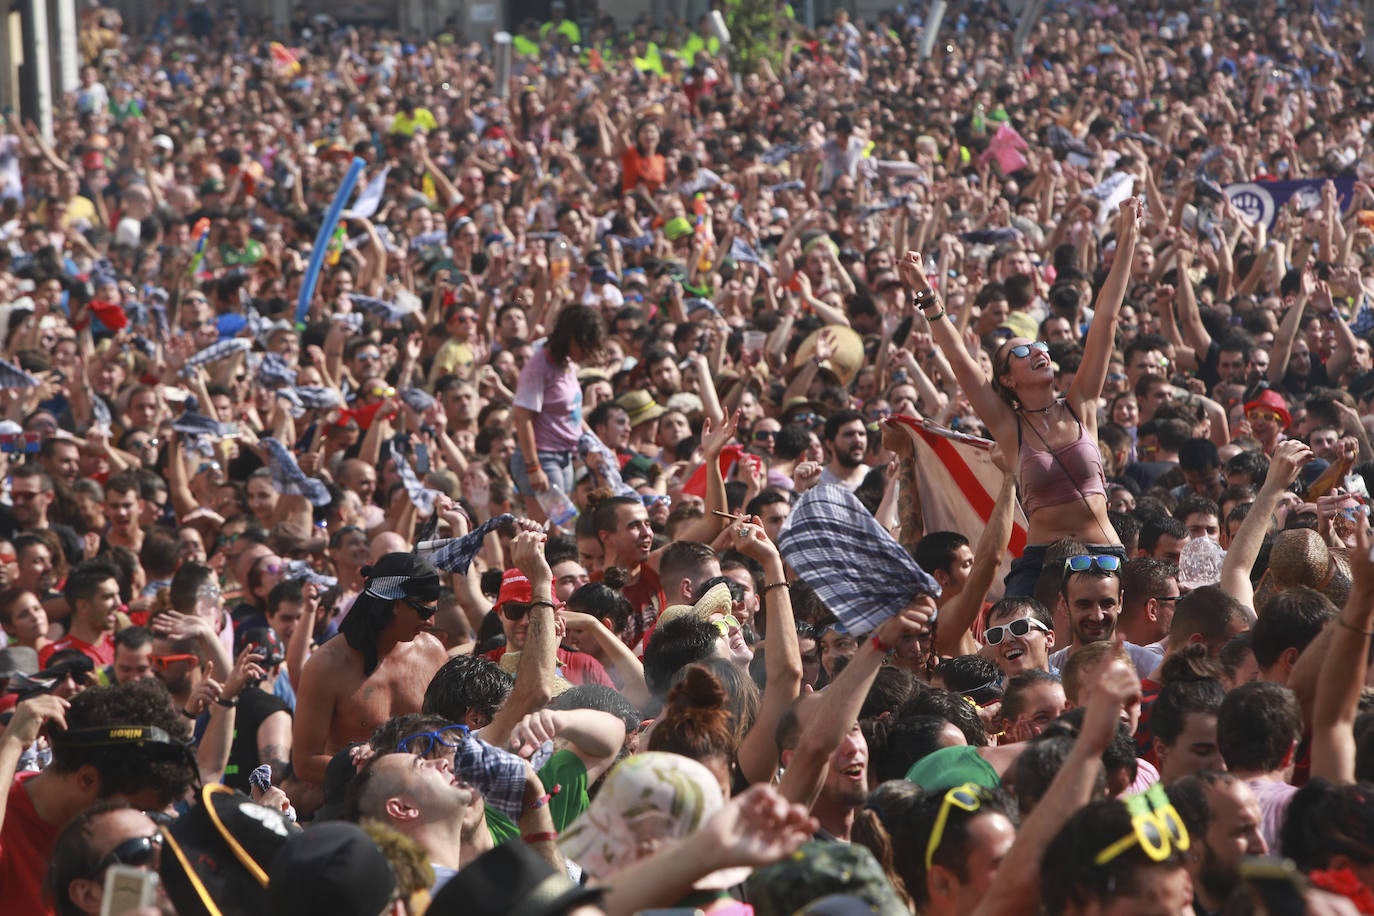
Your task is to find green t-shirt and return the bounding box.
[221,239,265,267]
[486,748,591,844]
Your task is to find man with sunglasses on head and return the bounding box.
[1047,553,1161,679]
[293,553,450,786]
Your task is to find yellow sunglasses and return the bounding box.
[925,782,987,871]
[1093,783,1190,866]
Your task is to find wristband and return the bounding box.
[1338,617,1374,637]
[529,599,557,613]
[763,581,790,594]
[522,832,559,844]
[871,635,892,652]
[181,708,199,720]
[924,309,947,322]
[528,783,562,810]
[215,696,239,708]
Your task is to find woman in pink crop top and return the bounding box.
[898,199,1143,596]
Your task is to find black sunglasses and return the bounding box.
[502,601,532,621]
[404,596,438,620]
[94,833,163,874]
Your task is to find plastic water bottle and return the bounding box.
[537,486,578,531]
[550,235,572,283]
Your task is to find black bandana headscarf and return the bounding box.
[339,552,442,675]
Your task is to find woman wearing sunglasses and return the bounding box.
[899,199,1143,597]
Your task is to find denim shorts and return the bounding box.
[510,449,576,497]
[1004,543,1127,598]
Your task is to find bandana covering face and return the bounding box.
[339,552,442,674]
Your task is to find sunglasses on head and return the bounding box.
[1094,784,1190,866]
[640,493,671,509]
[94,833,163,875]
[983,616,1050,646]
[396,724,470,757]
[926,783,987,870]
[1064,554,1121,574]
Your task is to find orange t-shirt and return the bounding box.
[621,147,666,194]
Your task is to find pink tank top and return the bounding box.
[1017,402,1108,517]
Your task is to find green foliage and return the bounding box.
[725,0,786,74]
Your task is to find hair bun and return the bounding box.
[669,665,728,713]
[602,566,630,590]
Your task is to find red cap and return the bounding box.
[1243,388,1292,429]
[497,569,532,607]
[82,151,105,171]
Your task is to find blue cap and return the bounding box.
[216,314,248,339]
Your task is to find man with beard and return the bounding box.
[39,562,122,667]
[818,410,869,491]
[1167,771,1267,915]
[8,466,81,564]
[292,553,450,785]
[1047,555,1160,678]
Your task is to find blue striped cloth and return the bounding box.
[394,453,439,517]
[453,734,527,821]
[426,514,515,574]
[777,484,941,634]
[264,438,331,506]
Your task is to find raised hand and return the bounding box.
[511,530,552,586]
[701,410,741,460]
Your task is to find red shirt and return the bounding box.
[484,646,615,688]
[620,566,664,654]
[39,632,115,668]
[1,772,60,916]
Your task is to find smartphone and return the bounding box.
[102,864,158,916]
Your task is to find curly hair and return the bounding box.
[48,679,196,806]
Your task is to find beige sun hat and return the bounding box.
[654,582,735,630]
[1254,528,1351,614]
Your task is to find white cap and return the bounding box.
[152,134,174,151]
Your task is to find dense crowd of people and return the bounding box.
[5,0,1374,913]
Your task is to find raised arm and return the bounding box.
[480,531,556,748]
[934,447,1017,656]
[1310,524,1374,784]
[1172,244,1213,357]
[898,252,1015,440]
[731,520,802,785]
[970,659,1139,916]
[1269,269,1312,387]
[779,600,932,807]
[1068,198,1143,412]
[1219,439,1311,613]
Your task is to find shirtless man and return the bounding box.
[291,552,448,784]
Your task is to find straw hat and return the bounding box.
[615,390,666,427]
[1254,528,1351,613]
[792,325,865,387]
[654,582,734,630]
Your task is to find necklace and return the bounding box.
[1020,400,1057,414]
